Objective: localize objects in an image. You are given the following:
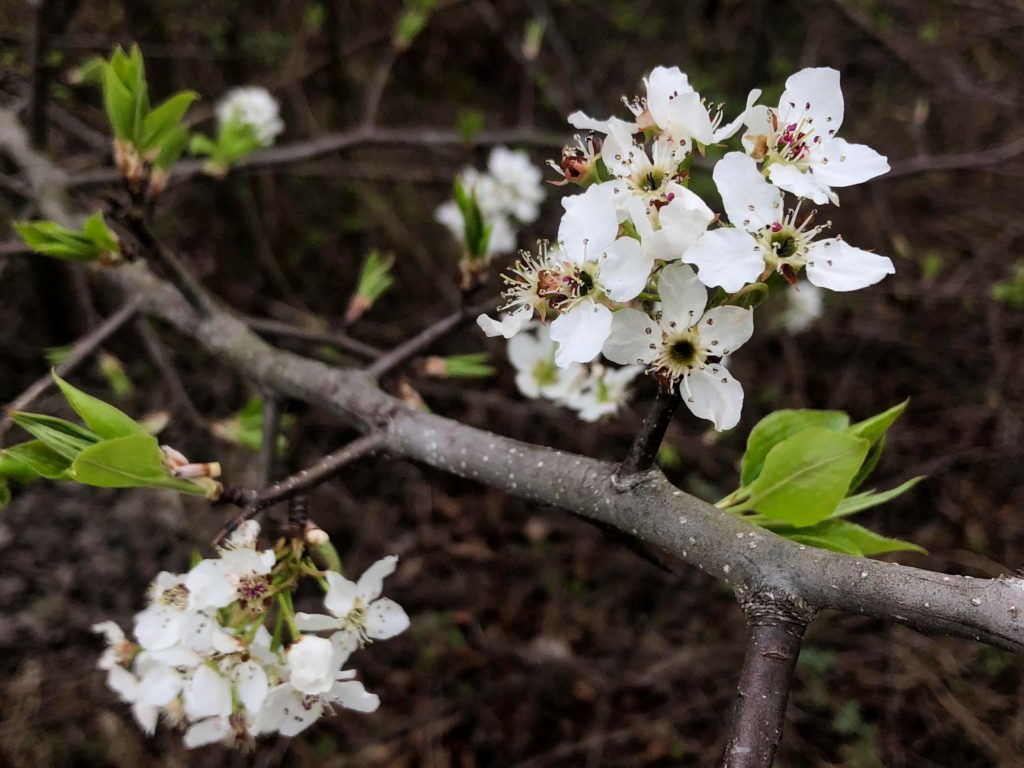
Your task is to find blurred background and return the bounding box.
[1,0,1023,765]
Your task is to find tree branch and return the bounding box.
[215,430,387,543]
[614,386,681,481]
[65,126,566,189]
[365,298,495,379]
[258,392,282,486]
[722,594,813,768]
[241,314,384,360]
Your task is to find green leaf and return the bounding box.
[3,441,70,479]
[140,91,198,151]
[11,412,99,460]
[740,409,850,486]
[734,427,869,526]
[81,212,120,254]
[849,434,885,492]
[846,400,907,445]
[831,476,926,519]
[777,519,926,556]
[153,125,190,170]
[69,434,206,494]
[101,61,136,139]
[53,373,146,439]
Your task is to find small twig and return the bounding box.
[887,134,1024,178]
[0,296,142,443]
[362,47,398,130]
[242,314,384,360]
[134,316,205,427]
[366,298,495,380]
[258,393,282,487]
[124,214,213,317]
[214,431,387,544]
[26,0,57,148]
[722,595,814,768]
[614,387,681,480]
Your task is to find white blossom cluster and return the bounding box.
[215,86,284,147]
[479,66,893,430]
[508,323,643,421]
[92,522,408,749]
[435,146,546,257]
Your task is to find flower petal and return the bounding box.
[644,66,693,129]
[779,67,844,136]
[699,306,754,356]
[812,138,890,187]
[184,717,231,749]
[295,612,342,633]
[550,303,613,367]
[323,571,359,617]
[603,309,660,366]
[767,163,833,205]
[235,660,269,715]
[805,239,894,291]
[599,237,653,301]
[133,604,183,651]
[681,365,744,431]
[366,598,410,640]
[329,680,380,713]
[713,153,782,232]
[712,88,763,142]
[557,184,618,264]
[356,555,398,603]
[684,228,765,292]
[478,308,533,339]
[506,328,544,371]
[657,263,707,327]
[184,665,232,719]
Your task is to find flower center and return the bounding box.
[161,584,190,609]
[537,262,599,312]
[653,327,706,385]
[532,358,560,387]
[756,205,830,275]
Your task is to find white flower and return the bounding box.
[435,199,517,257]
[777,281,823,333]
[285,635,338,696]
[486,146,545,224]
[565,363,643,422]
[216,86,284,147]
[640,66,760,147]
[685,153,894,292]
[254,676,379,737]
[185,542,275,613]
[133,571,193,651]
[183,664,233,720]
[295,556,409,653]
[507,324,586,401]
[603,264,753,430]
[547,184,652,366]
[742,67,889,204]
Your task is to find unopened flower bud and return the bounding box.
[304,524,329,547]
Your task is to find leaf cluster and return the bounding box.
[13,213,121,264]
[718,402,925,556]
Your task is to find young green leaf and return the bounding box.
[153,125,190,170]
[139,91,198,151]
[849,434,885,492]
[846,400,908,445]
[10,412,100,460]
[830,476,926,519]
[733,427,869,526]
[53,373,146,439]
[740,409,850,486]
[101,60,136,139]
[2,440,70,479]
[69,434,206,494]
[776,519,926,556]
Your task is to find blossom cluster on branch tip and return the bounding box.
[509,323,643,421]
[215,86,284,147]
[478,66,894,431]
[92,522,408,748]
[436,146,546,259]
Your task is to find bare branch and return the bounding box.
[214,431,388,544]
[614,387,681,480]
[722,594,813,768]
[122,213,214,317]
[887,135,1024,178]
[365,298,495,380]
[0,296,142,443]
[64,126,566,188]
[134,317,206,428]
[241,314,384,360]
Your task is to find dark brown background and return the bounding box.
[1,0,1023,765]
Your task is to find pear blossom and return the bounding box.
[547,184,652,365]
[255,673,379,737]
[507,323,586,400]
[564,363,644,422]
[295,556,409,653]
[777,281,824,333]
[285,635,338,695]
[742,67,889,204]
[603,264,753,430]
[685,153,894,292]
[185,533,276,613]
[216,86,284,147]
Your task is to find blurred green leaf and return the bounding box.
[831,476,926,519]
[53,372,146,439]
[740,409,850,486]
[11,412,99,460]
[3,441,70,480]
[69,434,206,494]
